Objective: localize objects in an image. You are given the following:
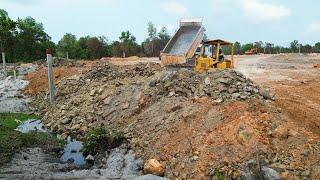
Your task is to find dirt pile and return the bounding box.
[32,62,312,179]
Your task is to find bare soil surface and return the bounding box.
[236,54,320,179]
[5,55,319,179]
[236,54,320,136]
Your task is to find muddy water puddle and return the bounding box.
[16,119,87,167]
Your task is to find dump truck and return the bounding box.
[160,18,235,72]
[160,18,205,67]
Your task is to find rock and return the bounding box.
[228,88,237,94]
[262,167,280,180]
[237,129,252,144]
[260,89,273,100]
[90,89,96,96]
[133,174,166,180]
[273,126,289,140]
[168,91,175,97]
[204,77,211,85]
[85,154,95,164]
[214,99,223,104]
[218,78,231,85]
[149,79,157,87]
[71,124,80,131]
[61,118,71,125]
[144,159,165,176]
[122,102,130,110]
[103,96,112,105]
[280,171,291,180]
[232,93,241,99]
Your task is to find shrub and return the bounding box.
[83,127,125,155]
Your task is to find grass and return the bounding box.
[0,113,64,166]
[0,113,40,129]
[83,127,125,155]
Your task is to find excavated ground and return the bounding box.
[28,56,320,179]
[236,54,320,179]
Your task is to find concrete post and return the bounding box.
[66,52,69,60]
[299,45,301,54]
[46,48,55,106]
[2,51,7,77]
[13,64,16,80]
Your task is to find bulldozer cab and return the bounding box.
[195,39,234,72]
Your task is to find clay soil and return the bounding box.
[236,54,320,136]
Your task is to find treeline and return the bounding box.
[56,22,170,60]
[0,9,55,63]
[226,40,320,55]
[0,9,170,62]
[1,9,320,63]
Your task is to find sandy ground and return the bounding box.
[235,54,320,136]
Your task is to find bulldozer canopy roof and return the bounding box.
[203,39,233,46]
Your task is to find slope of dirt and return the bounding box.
[29,61,320,179]
[236,54,320,179]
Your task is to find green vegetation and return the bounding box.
[0,113,64,166]
[83,127,125,155]
[214,168,224,180]
[0,113,40,129]
[0,9,55,63]
[0,126,64,165]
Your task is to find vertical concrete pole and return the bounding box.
[13,63,16,80]
[2,51,7,77]
[46,48,55,106]
[66,52,69,60]
[299,45,301,54]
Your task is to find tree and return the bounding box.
[147,22,157,55]
[119,31,140,57]
[57,33,78,59]
[301,44,313,53]
[158,27,170,50]
[15,16,53,62]
[87,36,106,59]
[142,23,171,57]
[265,42,274,54]
[234,42,241,55]
[0,9,16,62]
[254,41,264,53]
[241,43,254,54]
[314,42,320,53]
[290,40,299,53]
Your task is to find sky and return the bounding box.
[1,0,320,46]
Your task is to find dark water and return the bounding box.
[16,120,86,167]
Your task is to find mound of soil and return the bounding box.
[31,62,319,179]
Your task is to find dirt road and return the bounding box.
[236,54,320,136]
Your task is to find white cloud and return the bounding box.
[239,0,291,24]
[210,0,291,24]
[161,0,187,15]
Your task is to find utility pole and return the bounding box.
[66,52,69,60]
[298,44,301,54]
[1,48,7,78]
[46,48,55,107]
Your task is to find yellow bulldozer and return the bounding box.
[160,18,234,72]
[195,39,234,72]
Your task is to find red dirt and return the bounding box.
[26,67,84,95]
